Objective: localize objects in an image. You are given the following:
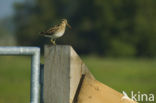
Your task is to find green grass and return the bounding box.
[0,56,156,103]
[0,56,31,103]
[82,56,156,103]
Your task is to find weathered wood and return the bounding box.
[77,74,137,103]
[44,45,92,103]
[43,45,136,103]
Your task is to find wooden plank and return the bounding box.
[70,47,95,103]
[77,73,137,103]
[44,45,70,103]
[43,45,136,103]
[44,45,93,103]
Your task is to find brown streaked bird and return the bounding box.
[40,19,71,45]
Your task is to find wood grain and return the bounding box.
[43,45,92,103]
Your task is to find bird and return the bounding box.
[40,19,71,45]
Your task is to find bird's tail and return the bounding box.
[40,31,45,34]
[39,31,51,38]
[39,31,48,37]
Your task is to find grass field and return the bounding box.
[0,56,156,103]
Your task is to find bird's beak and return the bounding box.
[67,23,72,29]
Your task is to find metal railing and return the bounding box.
[0,47,40,103]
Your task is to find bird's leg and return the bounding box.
[51,39,56,45]
[53,39,56,45]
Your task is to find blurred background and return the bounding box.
[0,0,156,103]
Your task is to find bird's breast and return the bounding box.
[53,29,65,38]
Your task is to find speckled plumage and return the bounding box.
[40,19,71,45]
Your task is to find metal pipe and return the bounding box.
[0,46,40,103]
[40,64,44,103]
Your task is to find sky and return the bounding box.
[0,0,24,19]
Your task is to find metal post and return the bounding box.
[40,64,44,103]
[0,47,40,103]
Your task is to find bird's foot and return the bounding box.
[51,39,56,45]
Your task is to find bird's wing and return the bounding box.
[46,25,60,35]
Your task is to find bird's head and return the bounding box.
[61,19,71,29]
